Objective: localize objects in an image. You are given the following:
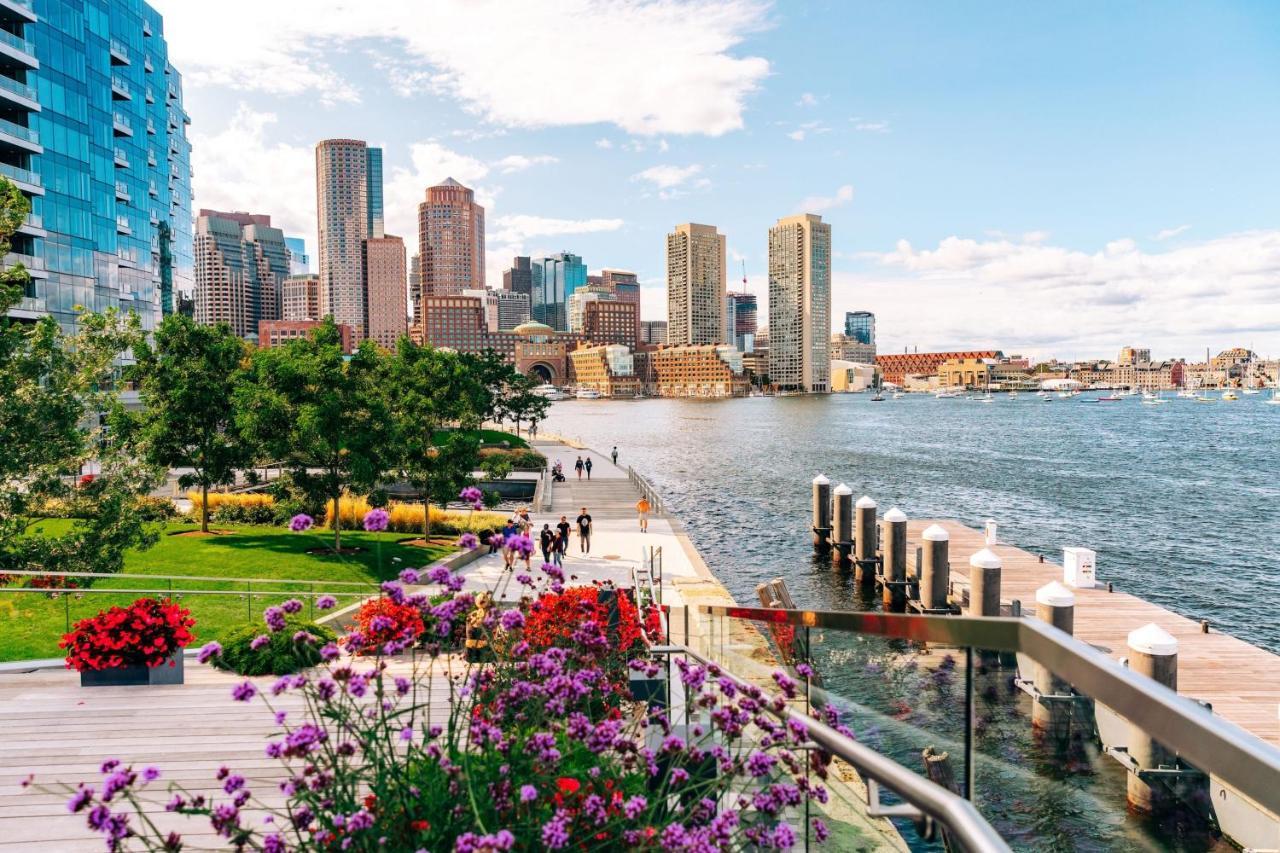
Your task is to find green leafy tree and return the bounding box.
[462,348,517,425]
[235,320,392,551]
[386,339,487,538]
[504,372,550,436]
[131,315,250,533]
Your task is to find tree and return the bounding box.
[386,338,487,539]
[462,348,517,426]
[504,372,550,437]
[235,320,392,551]
[132,316,250,533]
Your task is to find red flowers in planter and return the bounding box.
[60,598,195,672]
[351,597,425,652]
[524,586,663,653]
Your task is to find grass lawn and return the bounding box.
[0,521,453,662]
[433,428,528,449]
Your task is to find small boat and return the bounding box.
[1221,390,1238,401]
[1242,388,1260,395]
[1177,389,1198,399]
[935,390,961,399]
[1095,395,1122,402]
[892,391,904,399]
[870,392,885,402]
[1008,391,1019,399]
[575,389,602,400]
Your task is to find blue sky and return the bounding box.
[152,0,1280,360]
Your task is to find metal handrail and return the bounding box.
[0,569,374,588]
[700,605,1280,818]
[661,641,1010,852]
[627,466,663,514]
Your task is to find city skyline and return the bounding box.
[149,1,1280,359]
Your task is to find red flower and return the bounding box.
[556,777,581,795]
[349,598,425,653]
[411,820,430,831]
[59,598,195,672]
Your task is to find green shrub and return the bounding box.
[134,495,178,521]
[211,502,276,525]
[211,617,337,676]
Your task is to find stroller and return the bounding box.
[551,461,566,483]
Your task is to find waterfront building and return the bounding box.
[259,320,353,353]
[569,344,639,397]
[876,351,1001,386]
[568,287,613,332]
[650,344,749,398]
[845,311,875,345]
[666,223,725,346]
[598,268,641,337]
[193,210,290,339]
[938,357,993,389]
[495,289,530,330]
[418,295,582,384]
[363,235,407,350]
[831,360,878,392]
[725,291,757,352]
[418,178,484,296]
[284,236,310,275]
[1,0,193,332]
[316,139,377,339]
[531,252,586,331]
[502,255,532,296]
[639,320,668,345]
[582,299,638,348]
[767,213,831,393]
[831,333,876,364]
[281,274,320,321]
[1117,345,1150,365]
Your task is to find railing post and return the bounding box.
[811,475,831,552]
[919,524,950,611]
[855,496,878,586]
[831,484,852,569]
[881,507,908,612]
[1126,623,1179,814]
[1032,581,1075,739]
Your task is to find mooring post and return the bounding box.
[968,548,1002,618]
[919,524,951,611]
[812,474,832,552]
[881,507,908,611]
[855,495,878,585]
[1126,623,1179,814]
[1032,581,1075,737]
[831,484,853,569]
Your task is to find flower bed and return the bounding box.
[60,597,195,673]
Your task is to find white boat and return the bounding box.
[1242,388,1260,395]
[935,390,962,399]
[1141,391,1168,406]
[1056,391,1074,399]
[892,391,904,399]
[1221,390,1238,401]
[575,389,602,400]
[1008,391,1019,399]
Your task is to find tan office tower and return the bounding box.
[316,139,370,338]
[363,236,408,350]
[666,223,725,346]
[767,213,831,393]
[193,210,290,339]
[282,274,321,321]
[418,178,485,297]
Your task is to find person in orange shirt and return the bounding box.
[635,497,651,533]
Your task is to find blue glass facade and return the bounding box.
[844,310,875,345]
[365,146,383,239]
[530,252,585,331]
[1,0,191,332]
[284,235,309,275]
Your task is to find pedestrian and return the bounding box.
[635,496,651,533]
[552,528,565,567]
[518,506,532,532]
[500,518,517,570]
[556,515,571,555]
[530,419,538,439]
[539,523,554,564]
[575,456,585,480]
[611,446,618,466]
[584,457,593,480]
[576,506,593,554]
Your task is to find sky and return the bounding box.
[150,0,1280,361]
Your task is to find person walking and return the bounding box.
[635,496,651,533]
[584,457,593,480]
[539,523,554,565]
[576,506,593,554]
[574,456,585,480]
[611,446,618,466]
[551,527,565,567]
[500,518,517,570]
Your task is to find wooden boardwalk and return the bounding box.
[911,518,1280,747]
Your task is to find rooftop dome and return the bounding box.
[511,320,555,337]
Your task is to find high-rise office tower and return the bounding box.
[315,138,373,338]
[768,214,831,393]
[503,256,532,297]
[1,1,192,333]
[666,224,725,346]
[844,311,875,346]
[284,236,310,275]
[418,178,484,296]
[366,148,384,239]
[363,235,407,350]
[599,268,641,336]
[639,320,668,345]
[530,252,586,331]
[408,252,421,323]
[725,291,758,352]
[282,274,320,322]
[193,210,289,339]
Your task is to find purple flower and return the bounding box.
[316,594,338,611]
[623,794,647,819]
[457,532,479,550]
[488,533,505,548]
[459,486,483,504]
[250,634,271,651]
[500,609,525,631]
[289,513,313,532]
[319,643,340,662]
[400,726,414,742]
[281,598,303,614]
[231,681,257,702]
[771,822,796,849]
[812,818,830,842]
[264,606,286,633]
[141,766,160,784]
[541,814,570,850]
[362,508,390,532]
[398,568,420,585]
[293,630,317,645]
[196,641,222,663]
[67,786,94,813]
[745,750,777,778]
[519,784,538,803]
[507,533,535,557]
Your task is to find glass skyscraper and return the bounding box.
[530,252,585,331]
[845,310,875,345]
[1,0,192,333]
[365,147,383,239]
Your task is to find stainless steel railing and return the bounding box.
[627,466,664,514]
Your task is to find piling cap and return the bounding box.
[884,507,907,523]
[969,547,1002,570]
[1035,581,1075,608]
[921,524,949,542]
[1128,623,1178,656]
[812,474,830,486]
[856,495,877,509]
[833,483,852,496]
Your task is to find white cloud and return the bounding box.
[796,184,854,213]
[494,154,559,174]
[189,104,315,237]
[856,229,1280,357]
[153,0,771,135]
[383,141,494,241]
[852,119,890,133]
[796,92,819,108]
[490,215,625,245]
[594,138,614,149]
[786,120,830,142]
[632,164,703,189]
[787,130,806,142]
[1156,224,1191,241]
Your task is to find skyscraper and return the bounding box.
[844,311,875,345]
[599,268,641,337]
[2,1,192,333]
[193,210,289,339]
[284,236,310,275]
[365,148,384,239]
[408,252,421,323]
[725,291,758,352]
[363,235,407,350]
[531,252,586,331]
[666,224,725,346]
[315,139,371,338]
[768,214,831,393]
[503,256,532,297]
[282,274,320,322]
[418,178,485,296]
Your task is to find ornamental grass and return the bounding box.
[186,491,275,514]
[326,496,506,536]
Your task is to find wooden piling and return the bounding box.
[1126,623,1179,814]
[811,475,831,551]
[919,524,951,611]
[1032,581,1075,737]
[881,507,908,611]
[855,495,878,585]
[967,548,1002,618]
[831,484,853,569]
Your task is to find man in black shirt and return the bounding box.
[556,516,572,556]
[575,507,593,554]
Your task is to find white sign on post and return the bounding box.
[1063,547,1097,589]
[984,519,998,545]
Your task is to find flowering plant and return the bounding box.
[59,598,195,672]
[349,597,424,653]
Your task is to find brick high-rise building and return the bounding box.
[418,178,485,297]
[316,139,382,339]
[193,210,290,339]
[599,269,641,337]
[282,274,320,321]
[583,300,638,348]
[666,223,725,346]
[768,213,831,393]
[363,236,407,350]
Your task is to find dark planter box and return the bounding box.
[80,652,184,687]
[629,669,669,709]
